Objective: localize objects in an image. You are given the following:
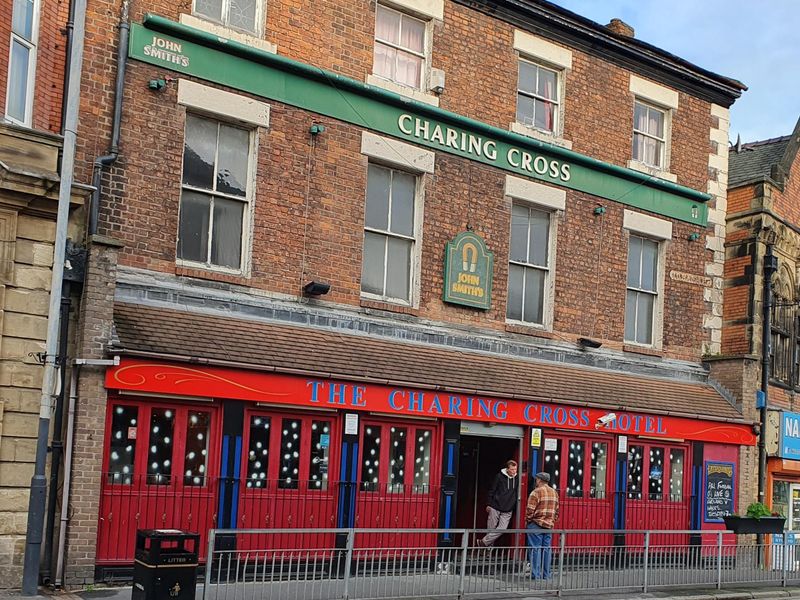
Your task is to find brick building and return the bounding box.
[58,0,751,586]
[0,0,90,587]
[717,117,800,527]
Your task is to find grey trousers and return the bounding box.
[482,507,513,546]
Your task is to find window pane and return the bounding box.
[217,124,249,197]
[183,411,210,486]
[210,197,244,269]
[590,442,608,499]
[634,102,647,133]
[632,132,646,164]
[669,449,684,502]
[147,408,175,485]
[373,42,396,81]
[375,5,400,45]
[108,405,138,485]
[627,445,644,500]
[246,415,271,488]
[399,14,425,53]
[361,231,386,295]
[523,266,545,324]
[385,237,411,301]
[309,420,331,491]
[537,67,557,101]
[640,238,658,292]
[390,171,415,236]
[388,426,407,493]
[510,204,529,263]
[366,165,391,230]
[543,438,561,491]
[278,418,301,489]
[228,0,258,33]
[528,209,549,267]
[648,107,664,138]
[627,235,642,288]
[7,40,30,123]
[645,137,661,167]
[566,440,585,498]
[506,263,524,321]
[518,61,536,94]
[183,115,217,189]
[413,429,431,493]
[361,425,381,492]
[195,0,223,22]
[12,0,35,39]
[624,289,637,342]
[534,99,555,132]
[516,94,535,127]
[178,191,211,263]
[648,447,665,501]
[636,292,654,344]
[395,50,422,88]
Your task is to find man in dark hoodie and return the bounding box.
[479,459,519,547]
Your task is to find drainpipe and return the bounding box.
[759,243,778,503]
[89,0,130,235]
[21,0,87,592]
[54,364,79,588]
[60,0,77,132]
[41,283,71,584]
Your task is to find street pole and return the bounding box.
[759,243,777,506]
[21,0,87,592]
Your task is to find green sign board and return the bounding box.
[443,232,494,310]
[129,15,711,226]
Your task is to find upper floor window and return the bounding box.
[178,114,252,272]
[193,0,262,35]
[516,59,559,134]
[632,100,666,169]
[361,163,418,304]
[373,4,426,90]
[507,204,551,326]
[6,0,38,125]
[625,235,659,345]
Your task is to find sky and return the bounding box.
[553,0,799,144]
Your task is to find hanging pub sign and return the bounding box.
[443,231,494,310]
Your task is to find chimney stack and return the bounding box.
[606,18,635,38]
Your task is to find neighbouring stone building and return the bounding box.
[2,0,756,589]
[0,0,90,586]
[716,117,800,525]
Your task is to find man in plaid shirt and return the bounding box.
[525,472,559,579]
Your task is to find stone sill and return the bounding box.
[361,297,419,316]
[623,343,663,358]
[505,323,554,339]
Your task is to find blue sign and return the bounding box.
[780,411,800,459]
[320,434,330,448]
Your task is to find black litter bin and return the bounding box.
[132,529,200,600]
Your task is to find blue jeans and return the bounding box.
[526,522,552,579]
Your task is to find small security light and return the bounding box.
[577,337,603,349]
[303,281,331,296]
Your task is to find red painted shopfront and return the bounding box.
[95,359,756,571]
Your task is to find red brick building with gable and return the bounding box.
[55,0,753,586]
[717,117,800,524]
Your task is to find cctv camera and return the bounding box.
[595,412,617,429]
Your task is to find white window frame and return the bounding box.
[623,211,670,349]
[372,3,430,91]
[515,57,561,136]
[191,0,265,37]
[360,163,423,306]
[176,113,257,276]
[632,99,667,170]
[5,0,40,126]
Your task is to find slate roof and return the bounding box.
[112,302,745,423]
[729,136,792,188]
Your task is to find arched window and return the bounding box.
[770,269,796,386]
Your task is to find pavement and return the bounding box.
[5,585,800,600]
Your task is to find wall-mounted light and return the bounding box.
[688,232,701,242]
[578,337,603,349]
[148,79,166,91]
[303,281,331,296]
[593,206,606,215]
[310,123,326,135]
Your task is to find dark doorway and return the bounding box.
[456,435,521,539]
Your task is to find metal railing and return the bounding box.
[202,528,800,599]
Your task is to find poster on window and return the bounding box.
[704,461,734,523]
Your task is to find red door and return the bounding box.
[625,442,691,546]
[541,434,614,549]
[237,410,340,552]
[355,420,440,550]
[97,400,220,564]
